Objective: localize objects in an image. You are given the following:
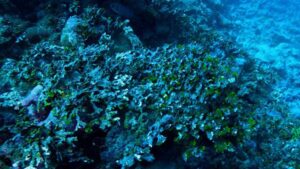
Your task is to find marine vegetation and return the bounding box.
[0,0,299,169]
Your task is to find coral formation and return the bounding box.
[0,0,299,169]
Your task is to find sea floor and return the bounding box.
[221,0,300,117]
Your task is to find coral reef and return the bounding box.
[0,0,299,169]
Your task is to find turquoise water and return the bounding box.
[223,0,300,117]
[0,0,299,168]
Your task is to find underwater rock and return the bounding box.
[60,16,84,47]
